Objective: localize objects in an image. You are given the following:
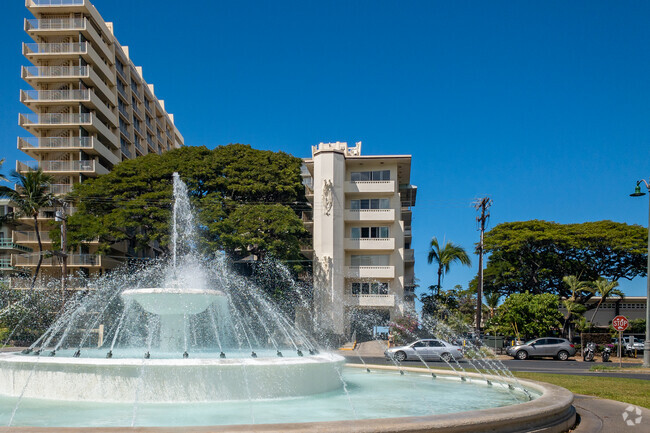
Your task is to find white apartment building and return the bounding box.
[302,142,417,339]
[9,0,184,279]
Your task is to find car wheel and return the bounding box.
[516,350,528,360]
[394,351,406,362]
[556,350,569,361]
[440,353,452,363]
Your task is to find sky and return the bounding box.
[0,0,648,299]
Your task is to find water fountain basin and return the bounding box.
[121,288,225,316]
[0,352,346,403]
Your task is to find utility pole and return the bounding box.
[473,197,492,338]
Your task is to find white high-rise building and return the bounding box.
[302,142,417,338]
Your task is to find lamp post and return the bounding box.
[630,179,650,368]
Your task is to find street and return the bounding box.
[342,354,650,380]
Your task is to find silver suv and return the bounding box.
[506,337,576,361]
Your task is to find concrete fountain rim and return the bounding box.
[121,287,226,296]
[0,351,345,367]
[0,363,576,432]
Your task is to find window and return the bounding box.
[429,340,444,347]
[350,198,390,210]
[350,170,390,181]
[350,226,389,239]
[351,255,390,266]
[351,282,389,295]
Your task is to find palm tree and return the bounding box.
[561,275,593,338]
[0,169,54,289]
[483,291,501,320]
[589,277,624,325]
[0,158,7,182]
[427,237,471,296]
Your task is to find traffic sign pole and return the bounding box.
[612,315,629,368]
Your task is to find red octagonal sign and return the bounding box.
[612,315,629,332]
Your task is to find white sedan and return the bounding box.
[384,339,464,362]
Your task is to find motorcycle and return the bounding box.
[583,342,596,362]
[601,345,612,362]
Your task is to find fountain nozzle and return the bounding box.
[219,352,226,358]
[73,350,81,358]
[106,351,113,359]
[276,351,283,357]
[297,350,303,357]
[183,351,189,359]
[308,349,315,355]
[144,351,150,359]
[34,349,42,356]
[251,351,257,358]
[21,349,31,355]
[49,350,56,357]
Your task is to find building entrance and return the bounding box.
[348,308,390,342]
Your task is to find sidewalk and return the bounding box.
[572,394,650,432]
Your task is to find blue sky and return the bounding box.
[1,0,648,298]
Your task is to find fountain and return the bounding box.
[0,173,575,431]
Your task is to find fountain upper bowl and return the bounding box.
[121,288,225,315]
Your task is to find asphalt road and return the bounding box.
[343,355,650,380]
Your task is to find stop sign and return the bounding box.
[612,315,629,332]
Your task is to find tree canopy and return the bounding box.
[474,220,647,299]
[486,292,563,340]
[66,144,310,272]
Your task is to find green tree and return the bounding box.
[66,144,309,273]
[477,220,647,298]
[0,169,54,288]
[0,158,6,182]
[483,291,501,320]
[487,292,563,340]
[589,277,624,325]
[427,237,471,296]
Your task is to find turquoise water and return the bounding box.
[0,369,534,427]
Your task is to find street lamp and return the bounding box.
[630,179,650,368]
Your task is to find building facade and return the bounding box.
[302,142,417,339]
[9,0,184,281]
[560,296,647,329]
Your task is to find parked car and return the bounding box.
[622,336,645,354]
[384,339,464,362]
[506,337,576,361]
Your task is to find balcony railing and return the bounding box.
[344,180,396,194]
[13,231,52,243]
[345,266,395,279]
[404,249,414,262]
[121,145,132,158]
[19,160,95,172]
[27,0,85,6]
[344,209,395,222]
[0,258,12,269]
[19,112,91,126]
[344,238,395,250]
[22,65,88,78]
[134,140,144,154]
[14,253,101,267]
[0,241,32,253]
[18,136,93,150]
[25,18,84,31]
[23,42,86,55]
[345,294,395,308]
[48,184,73,194]
[118,104,129,118]
[21,89,90,102]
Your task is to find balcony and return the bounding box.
[344,238,395,251]
[25,17,84,31]
[18,136,91,150]
[14,253,104,268]
[345,294,396,308]
[344,180,395,195]
[49,184,73,195]
[23,41,86,56]
[134,140,144,155]
[22,65,87,80]
[404,249,415,263]
[26,1,85,7]
[345,266,395,279]
[344,209,395,222]
[13,231,52,244]
[19,112,91,128]
[20,88,90,104]
[17,159,108,175]
[0,258,12,270]
[0,241,32,253]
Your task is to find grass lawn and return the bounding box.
[512,372,650,409]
